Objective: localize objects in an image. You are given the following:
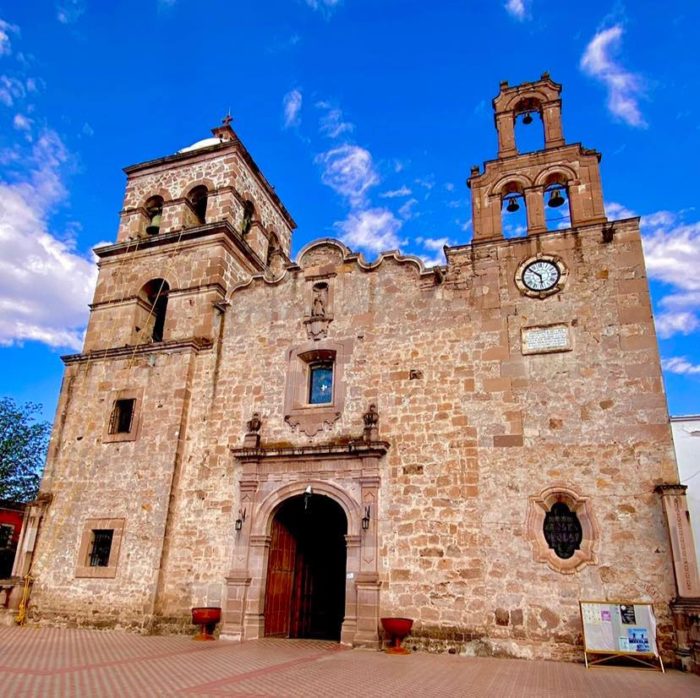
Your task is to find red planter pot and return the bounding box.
[192,606,222,641]
[380,617,413,654]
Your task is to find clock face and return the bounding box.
[522,260,560,291]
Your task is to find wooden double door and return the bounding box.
[264,494,347,640]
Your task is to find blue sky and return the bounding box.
[1,0,699,422]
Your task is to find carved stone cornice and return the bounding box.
[62,337,214,365]
[655,483,688,495]
[231,440,390,463]
[94,220,266,271]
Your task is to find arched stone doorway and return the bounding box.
[264,494,347,640]
[222,441,387,648]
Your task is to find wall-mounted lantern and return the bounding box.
[304,485,313,511]
[362,505,371,531]
[235,507,246,531]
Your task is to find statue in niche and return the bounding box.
[246,412,262,434]
[363,403,379,441]
[311,283,328,318]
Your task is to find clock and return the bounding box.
[515,255,567,298]
[522,260,560,291]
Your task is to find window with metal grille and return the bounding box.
[89,530,113,567]
[109,399,135,434]
[543,502,582,559]
[308,362,333,404]
[0,524,13,549]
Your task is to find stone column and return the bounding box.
[353,469,381,648]
[524,186,547,234]
[220,459,259,641]
[542,101,565,149]
[656,484,700,598]
[496,112,517,158]
[341,534,360,645]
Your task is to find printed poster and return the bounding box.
[619,605,636,624]
[628,627,650,653]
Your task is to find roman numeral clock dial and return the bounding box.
[522,260,560,291]
[515,255,568,298]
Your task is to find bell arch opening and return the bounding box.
[263,493,347,641]
[513,97,545,154]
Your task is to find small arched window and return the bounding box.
[144,196,164,236]
[188,186,208,225]
[137,279,170,342]
[241,200,255,236]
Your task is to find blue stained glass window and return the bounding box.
[309,363,333,404]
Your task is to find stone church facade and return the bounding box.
[20,75,700,664]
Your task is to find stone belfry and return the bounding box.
[468,73,607,240]
[82,118,296,354]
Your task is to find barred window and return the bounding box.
[89,530,114,567]
[0,524,13,549]
[543,502,582,559]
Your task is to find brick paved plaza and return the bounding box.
[1,626,698,697]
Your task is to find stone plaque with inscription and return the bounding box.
[521,324,572,355]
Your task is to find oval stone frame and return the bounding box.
[515,253,568,299]
[526,484,598,574]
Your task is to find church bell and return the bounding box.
[146,213,162,235]
[522,112,533,125]
[548,189,565,208]
[505,197,520,213]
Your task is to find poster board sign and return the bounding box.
[579,601,664,671]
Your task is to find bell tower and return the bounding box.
[83,118,296,353]
[468,73,607,241]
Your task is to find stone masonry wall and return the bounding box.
[32,217,679,660]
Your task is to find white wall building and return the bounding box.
[671,415,700,573]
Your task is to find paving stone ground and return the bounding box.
[0,625,697,697]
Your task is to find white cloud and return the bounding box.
[0,18,19,57]
[398,198,418,220]
[415,236,451,267]
[13,113,32,132]
[0,76,26,107]
[415,176,435,191]
[504,0,529,21]
[642,216,700,293]
[655,312,700,339]
[380,186,412,199]
[335,208,403,255]
[661,357,700,376]
[0,130,95,350]
[605,200,636,220]
[282,89,302,129]
[639,208,700,339]
[56,0,85,24]
[305,0,342,15]
[316,144,379,205]
[317,102,354,138]
[580,25,646,128]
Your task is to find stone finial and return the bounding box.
[363,404,379,442]
[243,412,262,448]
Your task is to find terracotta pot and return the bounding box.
[192,606,222,641]
[380,617,413,654]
